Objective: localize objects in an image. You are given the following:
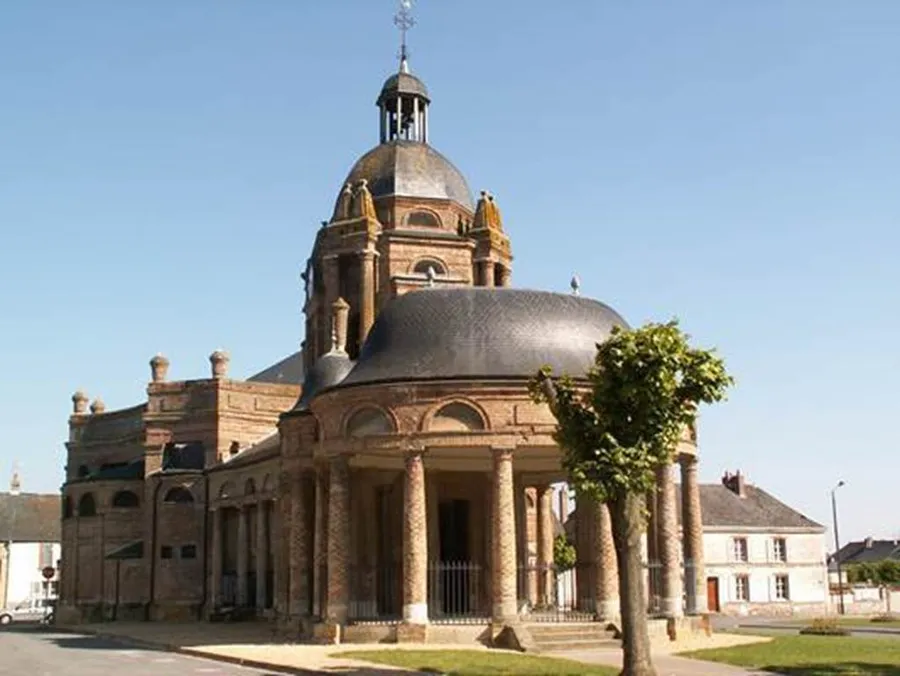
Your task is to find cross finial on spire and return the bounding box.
[394,0,415,73]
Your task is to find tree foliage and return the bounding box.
[846,560,900,586]
[529,320,734,505]
[553,534,577,572]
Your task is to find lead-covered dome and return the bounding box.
[334,288,629,388]
[342,141,475,211]
[289,350,354,413]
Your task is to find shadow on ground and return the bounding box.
[769,665,900,676]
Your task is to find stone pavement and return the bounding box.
[58,621,777,675]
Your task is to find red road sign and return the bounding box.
[42,566,55,580]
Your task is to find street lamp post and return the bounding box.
[831,480,846,615]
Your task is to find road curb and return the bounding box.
[53,625,336,675]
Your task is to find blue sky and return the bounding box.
[1,1,897,546]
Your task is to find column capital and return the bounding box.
[490,445,515,461]
[356,249,378,260]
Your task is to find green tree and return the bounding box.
[554,534,577,572]
[530,320,733,676]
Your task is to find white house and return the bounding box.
[697,471,828,617]
[1,475,61,609]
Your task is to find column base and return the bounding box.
[594,599,620,623]
[396,621,429,643]
[402,602,429,624]
[313,620,345,644]
[491,601,518,626]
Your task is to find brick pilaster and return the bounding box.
[290,475,309,616]
[326,456,350,624]
[657,463,684,618]
[273,471,288,617]
[681,454,707,614]
[358,250,376,345]
[491,447,517,623]
[312,465,329,618]
[255,500,268,610]
[592,500,619,620]
[402,450,428,624]
[536,485,554,607]
[210,508,222,611]
[236,505,249,606]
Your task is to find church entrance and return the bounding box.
[438,499,472,616]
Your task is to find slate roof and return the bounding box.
[287,350,354,414]
[248,351,305,386]
[678,484,824,531]
[0,493,61,543]
[213,432,280,471]
[89,459,144,481]
[832,539,900,566]
[334,287,628,390]
[342,141,475,211]
[564,483,823,535]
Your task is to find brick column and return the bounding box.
[657,463,684,618]
[402,450,428,624]
[273,471,289,617]
[491,447,517,623]
[290,475,310,617]
[210,507,222,610]
[536,485,555,608]
[681,454,707,614]
[514,477,526,604]
[236,505,249,606]
[592,500,619,621]
[326,456,350,624]
[477,259,493,287]
[358,250,376,345]
[255,500,268,610]
[312,465,328,617]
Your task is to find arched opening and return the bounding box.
[413,259,447,276]
[244,478,256,496]
[261,474,273,493]
[77,493,97,518]
[430,402,486,432]
[218,481,236,500]
[111,490,140,508]
[346,407,394,437]
[163,486,195,504]
[407,210,441,228]
[77,465,90,479]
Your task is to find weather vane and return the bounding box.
[394,0,416,66]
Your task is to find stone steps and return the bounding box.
[526,622,619,653]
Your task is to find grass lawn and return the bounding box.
[336,649,619,676]
[683,635,900,676]
[837,617,900,628]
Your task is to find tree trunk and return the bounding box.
[609,492,657,676]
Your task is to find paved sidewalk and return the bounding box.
[57,621,776,676]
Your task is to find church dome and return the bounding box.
[334,288,629,389]
[342,141,475,212]
[290,350,354,413]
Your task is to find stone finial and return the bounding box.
[331,297,350,353]
[9,468,21,496]
[150,353,170,383]
[486,192,503,231]
[570,273,581,296]
[352,179,378,220]
[210,350,230,379]
[472,190,489,230]
[336,183,353,221]
[90,398,106,415]
[72,390,89,415]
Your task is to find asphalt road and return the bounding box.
[0,626,283,676]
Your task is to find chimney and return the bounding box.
[865,536,874,549]
[209,350,230,379]
[331,297,350,353]
[90,397,106,415]
[722,470,747,498]
[71,390,89,415]
[150,353,170,382]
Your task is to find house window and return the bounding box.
[180,545,197,560]
[732,537,748,562]
[775,574,790,600]
[39,543,54,569]
[735,574,750,601]
[160,546,174,560]
[772,538,787,562]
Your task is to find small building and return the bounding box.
[0,473,61,609]
[693,471,827,617]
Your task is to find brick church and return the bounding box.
[58,36,708,646]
